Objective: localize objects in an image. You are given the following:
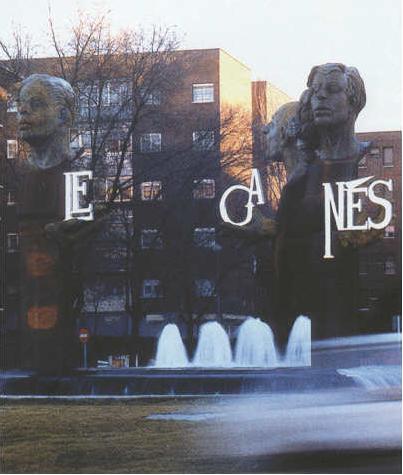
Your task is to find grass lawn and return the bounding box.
[1,398,228,474]
[2,393,401,473]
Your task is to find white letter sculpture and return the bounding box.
[219,168,265,226]
[323,176,392,259]
[64,171,94,221]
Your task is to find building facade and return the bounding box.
[356,131,402,333]
[1,65,22,369]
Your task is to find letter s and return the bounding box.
[367,179,393,230]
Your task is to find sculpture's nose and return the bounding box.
[18,100,30,116]
[316,86,327,100]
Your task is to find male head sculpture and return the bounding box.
[17,74,75,170]
[298,63,367,160]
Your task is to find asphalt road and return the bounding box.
[163,388,402,473]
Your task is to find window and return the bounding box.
[105,128,132,155]
[193,179,215,199]
[192,83,214,103]
[384,225,396,239]
[193,131,215,151]
[102,247,127,271]
[104,131,133,174]
[369,147,380,160]
[7,191,17,205]
[7,233,19,252]
[70,130,92,154]
[108,208,133,230]
[80,80,129,107]
[358,155,366,167]
[142,89,161,105]
[83,278,126,312]
[117,177,133,202]
[77,84,94,116]
[106,176,133,202]
[140,133,161,153]
[70,130,81,149]
[81,131,92,149]
[141,181,162,201]
[106,80,129,107]
[383,147,393,167]
[95,82,114,107]
[142,279,163,298]
[7,140,17,159]
[195,279,215,297]
[78,80,131,118]
[141,229,163,249]
[194,228,216,248]
[384,257,397,275]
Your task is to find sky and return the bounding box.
[0,0,401,132]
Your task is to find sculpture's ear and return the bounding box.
[59,106,70,125]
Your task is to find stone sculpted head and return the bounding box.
[17,74,75,169]
[302,63,366,128]
[264,101,299,162]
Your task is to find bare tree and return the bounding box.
[0,25,36,78]
[0,12,185,365]
[129,103,260,352]
[1,14,281,362]
[45,13,186,362]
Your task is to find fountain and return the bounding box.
[152,317,311,369]
[284,315,311,367]
[192,321,233,367]
[234,317,278,367]
[154,323,189,367]
[3,315,372,395]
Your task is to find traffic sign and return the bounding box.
[79,328,90,343]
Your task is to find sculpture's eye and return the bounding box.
[327,83,343,94]
[311,81,321,93]
[264,123,272,133]
[30,97,46,110]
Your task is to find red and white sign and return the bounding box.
[79,328,90,344]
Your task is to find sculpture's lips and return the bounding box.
[314,107,332,115]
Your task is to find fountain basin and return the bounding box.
[1,367,354,396]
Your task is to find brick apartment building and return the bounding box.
[0,65,22,369]
[356,131,402,333]
[1,49,291,367]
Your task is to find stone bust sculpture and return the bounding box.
[264,101,299,175]
[17,74,75,170]
[271,63,373,340]
[299,63,368,162]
